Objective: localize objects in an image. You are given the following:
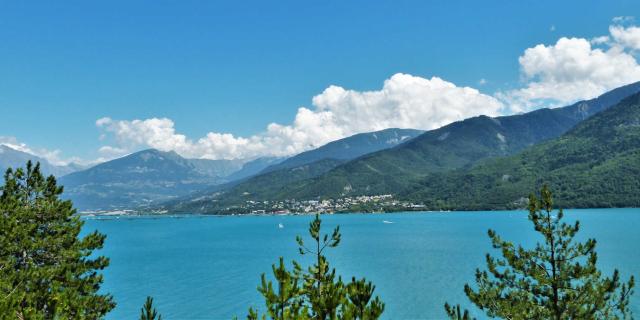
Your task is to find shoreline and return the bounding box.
[78,207,640,219]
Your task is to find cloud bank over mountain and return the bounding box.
[8,19,640,163]
[0,136,84,166]
[96,74,504,160]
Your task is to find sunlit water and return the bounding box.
[81,209,640,319]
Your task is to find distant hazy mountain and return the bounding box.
[260,128,424,173]
[223,157,284,181]
[59,149,243,210]
[165,81,640,213]
[187,158,244,177]
[0,145,82,177]
[401,90,640,209]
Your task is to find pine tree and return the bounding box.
[256,257,308,319]
[0,161,115,319]
[296,214,345,319]
[342,277,385,320]
[445,185,635,319]
[444,303,474,320]
[246,307,265,320]
[140,296,162,320]
[248,214,384,319]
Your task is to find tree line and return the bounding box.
[0,161,635,319]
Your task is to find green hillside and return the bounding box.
[280,82,640,199]
[162,158,346,212]
[165,82,640,213]
[402,92,640,210]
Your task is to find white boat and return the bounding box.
[382,220,394,224]
[278,223,284,229]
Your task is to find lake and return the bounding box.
[82,208,640,319]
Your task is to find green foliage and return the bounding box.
[246,307,265,320]
[296,215,344,319]
[444,303,474,320]
[446,186,635,319]
[403,92,640,210]
[140,296,162,320]
[342,278,385,320]
[0,161,115,319]
[248,214,384,319]
[257,257,308,319]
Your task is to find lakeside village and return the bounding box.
[80,194,433,216]
[221,194,429,215]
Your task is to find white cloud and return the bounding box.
[0,136,85,166]
[97,73,505,160]
[14,18,640,163]
[0,136,33,154]
[613,16,634,24]
[610,24,640,50]
[590,36,610,45]
[498,21,640,112]
[95,18,640,160]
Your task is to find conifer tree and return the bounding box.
[256,257,308,319]
[246,307,264,320]
[342,277,385,320]
[248,214,384,319]
[140,296,162,320]
[0,161,115,319]
[445,185,635,319]
[444,303,474,320]
[296,214,345,319]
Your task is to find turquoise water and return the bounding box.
[82,209,640,319]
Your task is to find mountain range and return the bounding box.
[261,128,424,173]
[400,90,640,210]
[49,128,421,211]
[155,128,424,212]
[3,81,640,213]
[58,149,259,210]
[164,81,640,213]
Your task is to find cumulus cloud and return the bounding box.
[613,16,635,24]
[590,36,610,45]
[96,74,504,160]
[75,18,640,161]
[610,24,640,50]
[499,20,640,112]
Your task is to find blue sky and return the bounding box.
[1,0,640,163]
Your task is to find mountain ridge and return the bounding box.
[156,128,424,212]
[59,149,245,210]
[164,81,640,213]
[244,81,640,200]
[260,128,424,173]
[400,90,640,209]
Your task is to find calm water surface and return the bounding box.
[82,209,640,319]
